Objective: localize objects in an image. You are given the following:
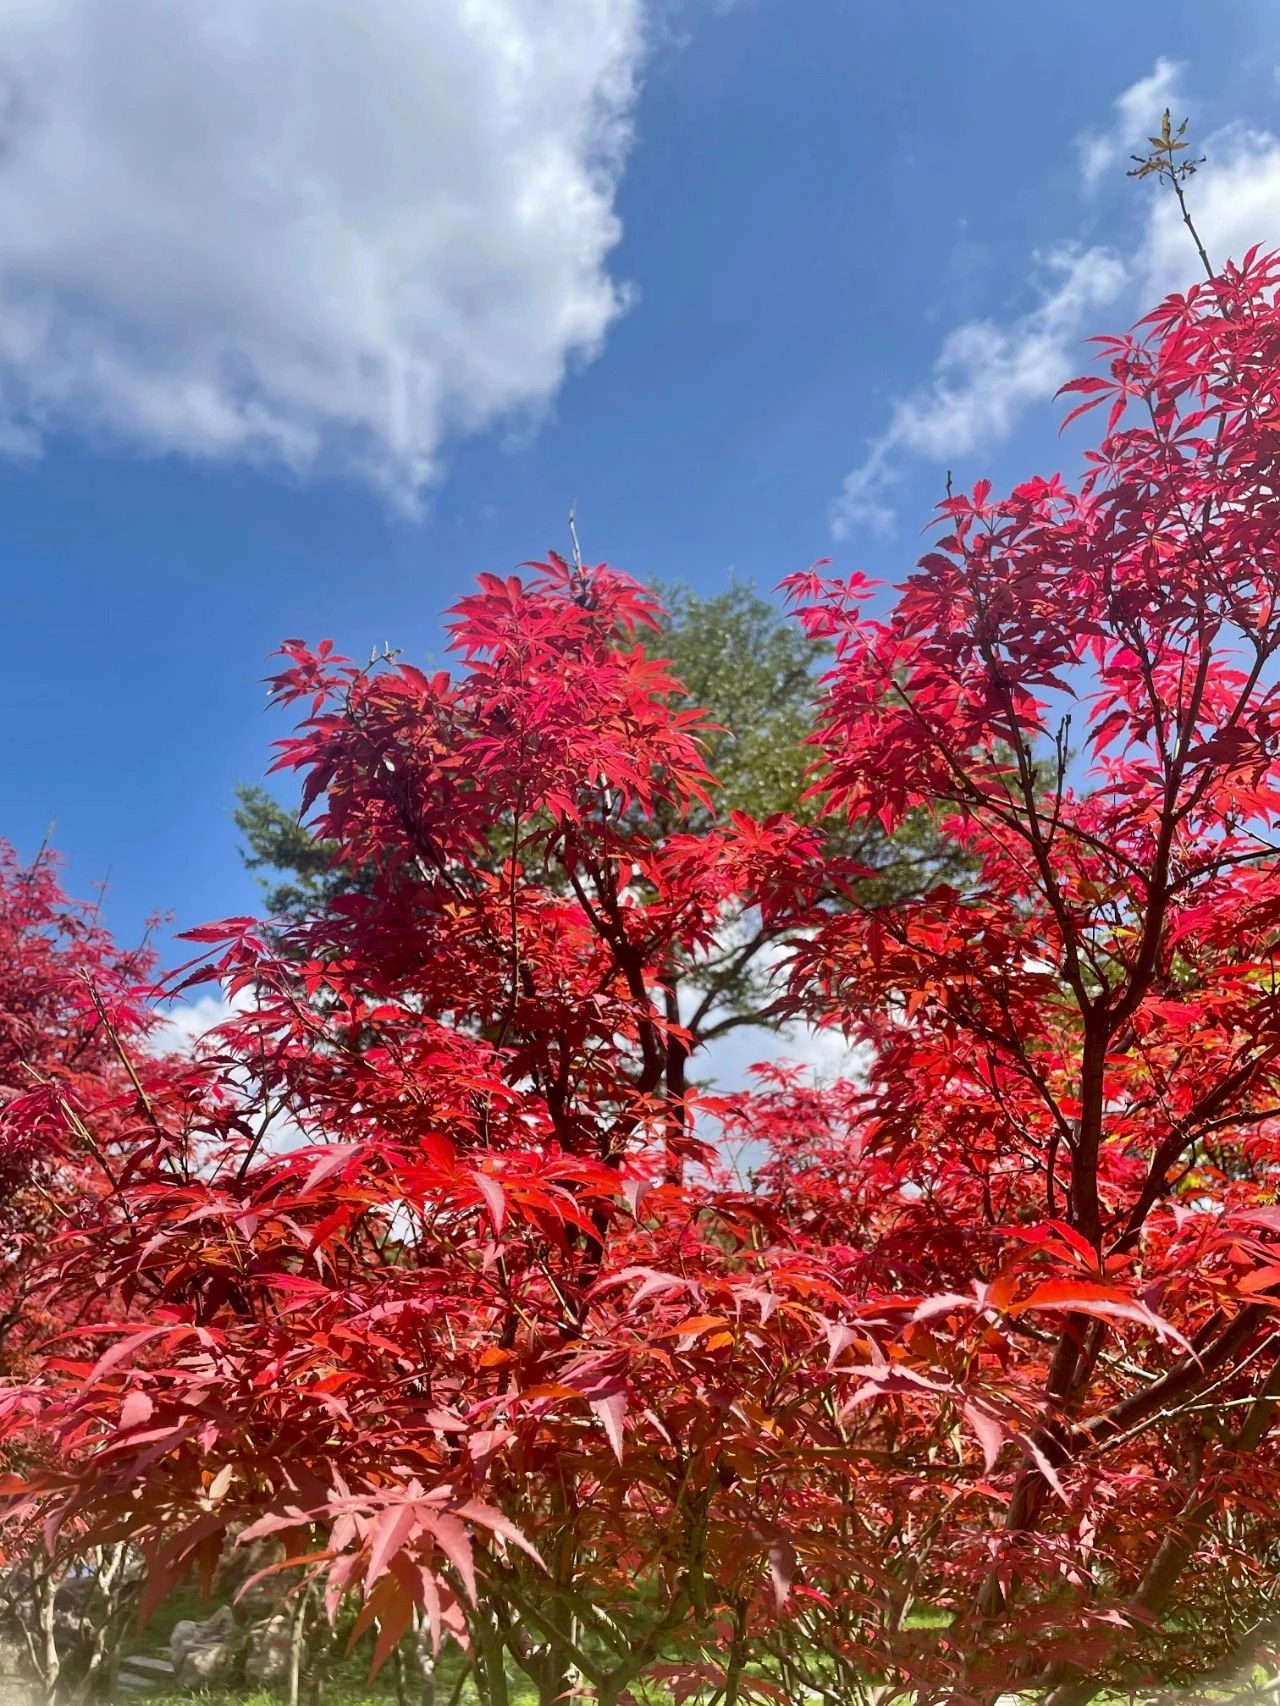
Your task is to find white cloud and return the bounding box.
[0,0,644,505]
[151,986,249,1055]
[698,1020,867,1188]
[686,918,864,1091]
[698,1018,863,1092]
[152,982,309,1153]
[831,245,1127,538]
[1077,56,1183,190]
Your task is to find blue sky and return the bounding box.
[2,0,1278,975]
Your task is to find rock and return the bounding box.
[209,1530,248,1600]
[168,1619,200,1669]
[117,1663,167,1693]
[244,1612,293,1686]
[233,1575,286,1627]
[170,1603,240,1686]
[178,1638,236,1690]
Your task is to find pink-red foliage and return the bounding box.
[11,252,1280,1706]
[0,844,181,1379]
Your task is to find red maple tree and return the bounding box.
[0,844,205,1701]
[7,240,1280,1706]
[766,239,1280,1700]
[0,842,173,1378]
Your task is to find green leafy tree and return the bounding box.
[232,782,346,920]
[648,582,968,1052]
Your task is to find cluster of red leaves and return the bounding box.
[0,845,203,1383]
[7,254,1280,1706]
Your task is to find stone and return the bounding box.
[170,1603,240,1687]
[168,1619,200,1669]
[233,1575,286,1627]
[178,1639,236,1690]
[244,1612,293,1686]
[117,1666,162,1694]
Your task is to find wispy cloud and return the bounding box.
[151,986,250,1055]
[699,1017,863,1092]
[152,982,307,1153]
[831,246,1126,538]
[829,57,1280,542]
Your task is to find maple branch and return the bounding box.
[694,999,794,1044]
[1082,1307,1261,1437]
[1110,1047,1280,1253]
[1044,1351,1280,1706]
[964,563,1094,1018]
[485,1572,605,1689]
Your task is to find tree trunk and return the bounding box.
[305,1615,336,1706]
[36,1569,60,1706]
[475,1616,509,1706]
[662,977,688,1187]
[289,1583,317,1706]
[71,1545,133,1705]
[412,1612,436,1706]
